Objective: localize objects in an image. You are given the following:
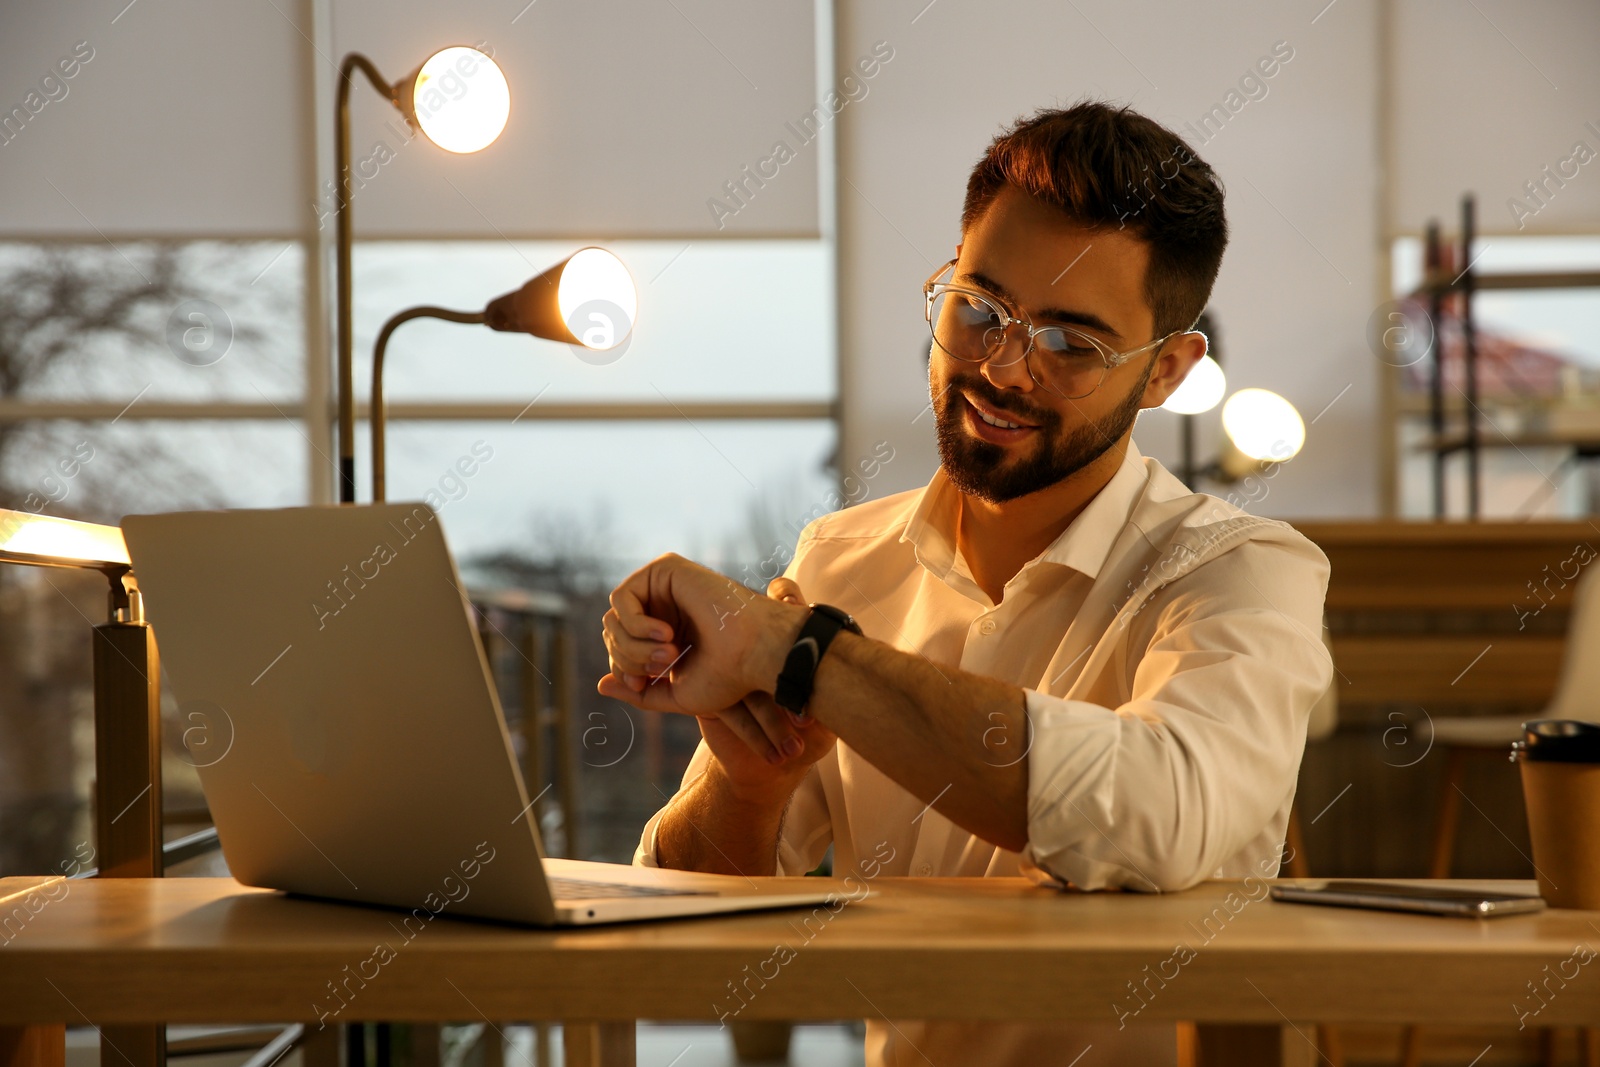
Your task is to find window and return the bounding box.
[0,236,840,869]
[1390,235,1600,518]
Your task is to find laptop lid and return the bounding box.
[122,503,558,925]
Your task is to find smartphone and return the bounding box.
[1269,881,1545,918]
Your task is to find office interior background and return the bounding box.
[2,0,1599,1064]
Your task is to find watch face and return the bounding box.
[810,602,862,635]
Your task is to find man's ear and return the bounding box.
[1141,332,1208,409]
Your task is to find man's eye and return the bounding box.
[1036,329,1100,357]
[954,296,999,326]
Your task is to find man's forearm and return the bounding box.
[800,632,1031,852]
[654,760,791,876]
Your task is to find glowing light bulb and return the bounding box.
[412,47,510,154]
[556,248,638,350]
[1221,388,1306,464]
[1162,355,1227,415]
[0,511,129,566]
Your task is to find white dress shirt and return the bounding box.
[636,440,1333,1066]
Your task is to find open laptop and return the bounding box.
[121,502,850,926]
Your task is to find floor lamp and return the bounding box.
[336,46,511,503]
[368,247,637,502]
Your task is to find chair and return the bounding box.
[1403,562,1600,1067]
[1425,558,1600,878]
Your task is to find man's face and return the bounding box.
[931,185,1163,504]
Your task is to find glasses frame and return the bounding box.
[923,258,1187,399]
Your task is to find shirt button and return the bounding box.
[917,863,932,876]
[979,619,997,635]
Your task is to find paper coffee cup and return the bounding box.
[1516,720,1600,911]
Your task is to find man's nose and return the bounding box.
[981,330,1036,393]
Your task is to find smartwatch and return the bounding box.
[773,603,862,716]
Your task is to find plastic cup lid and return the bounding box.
[1511,719,1600,763]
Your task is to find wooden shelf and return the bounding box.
[1415,269,1600,294]
[1417,428,1600,455]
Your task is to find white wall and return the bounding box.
[1391,0,1600,237]
[833,0,1385,519]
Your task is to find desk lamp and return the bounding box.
[1217,388,1306,479]
[0,510,159,876]
[1164,380,1304,484]
[336,46,511,503]
[369,247,638,501]
[1160,313,1305,485]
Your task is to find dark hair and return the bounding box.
[960,100,1228,340]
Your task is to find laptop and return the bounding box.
[121,502,850,926]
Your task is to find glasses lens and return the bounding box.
[1031,327,1109,398]
[928,289,1024,366]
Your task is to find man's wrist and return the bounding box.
[706,752,798,812]
[747,598,808,695]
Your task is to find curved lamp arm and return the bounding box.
[371,306,486,503]
[340,53,394,101]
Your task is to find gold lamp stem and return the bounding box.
[336,53,398,506]
[370,306,486,503]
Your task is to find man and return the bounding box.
[599,101,1332,1065]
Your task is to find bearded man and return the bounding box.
[600,100,1332,1066]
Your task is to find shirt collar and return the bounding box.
[901,440,1150,584]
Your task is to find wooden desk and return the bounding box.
[1,875,1595,1067]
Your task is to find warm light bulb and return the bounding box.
[1221,388,1306,463]
[1162,355,1226,415]
[556,248,638,350]
[412,47,510,154]
[0,511,130,566]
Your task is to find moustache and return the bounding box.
[943,375,1056,427]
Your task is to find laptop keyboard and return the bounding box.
[548,876,712,900]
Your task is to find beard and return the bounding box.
[933,364,1151,504]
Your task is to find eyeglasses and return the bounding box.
[923,258,1184,399]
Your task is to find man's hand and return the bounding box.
[611,558,1036,859]
[598,551,806,715]
[636,574,837,878]
[696,691,837,803]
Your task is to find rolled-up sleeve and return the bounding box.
[773,762,833,875]
[1022,536,1332,892]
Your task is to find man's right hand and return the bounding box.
[696,691,837,806]
[655,691,836,876]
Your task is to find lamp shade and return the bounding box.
[405,46,510,154]
[0,509,130,570]
[1161,354,1227,415]
[483,247,638,349]
[1218,388,1305,479]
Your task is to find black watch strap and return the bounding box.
[773,603,862,716]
